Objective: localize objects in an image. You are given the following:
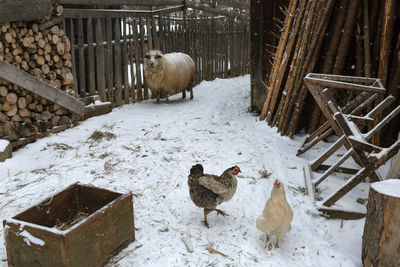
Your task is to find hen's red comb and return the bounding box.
[235,165,241,172]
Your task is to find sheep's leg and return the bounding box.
[189,87,193,100]
[275,238,279,248]
[156,91,160,102]
[165,93,169,103]
[182,90,186,99]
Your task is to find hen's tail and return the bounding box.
[190,164,204,177]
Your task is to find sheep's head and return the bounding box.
[144,50,163,68]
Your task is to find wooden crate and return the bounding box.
[3,183,135,266]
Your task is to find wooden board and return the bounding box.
[0,0,52,23]
[0,61,84,116]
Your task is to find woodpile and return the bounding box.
[0,13,77,141]
[259,0,400,145]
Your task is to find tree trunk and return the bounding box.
[362,180,400,266]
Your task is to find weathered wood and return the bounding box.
[106,16,114,102]
[95,19,107,102]
[318,207,366,220]
[362,180,400,266]
[11,124,71,148]
[87,17,96,96]
[60,0,182,6]
[0,140,12,162]
[0,61,84,115]
[0,0,52,23]
[64,6,184,19]
[4,183,135,266]
[186,1,249,20]
[132,19,142,102]
[77,17,86,96]
[114,18,123,106]
[84,102,113,120]
[313,148,354,187]
[122,16,130,104]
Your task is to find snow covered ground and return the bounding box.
[0,75,368,266]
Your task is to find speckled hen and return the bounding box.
[188,164,240,227]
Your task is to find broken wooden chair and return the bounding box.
[302,73,400,209]
[298,74,388,156]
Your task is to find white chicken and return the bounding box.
[256,179,293,249]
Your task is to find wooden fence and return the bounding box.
[62,5,249,105]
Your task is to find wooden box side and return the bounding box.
[64,193,135,266]
[3,220,66,266]
[13,183,80,228]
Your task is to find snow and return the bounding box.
[0,139,9,151]
[0,76,366,266]
[371,179,400,198]
[18,230,46,247]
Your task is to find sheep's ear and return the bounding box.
[155,54,162,59]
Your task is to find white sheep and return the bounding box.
[144,50,195,102]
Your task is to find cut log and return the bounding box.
[362,180,400,266]
[6,92,17,104]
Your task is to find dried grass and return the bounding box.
[55,210,89,231]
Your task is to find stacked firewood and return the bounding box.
[260,0,400,144]
[0,13,77,141]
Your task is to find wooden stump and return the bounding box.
[362,180,400,266]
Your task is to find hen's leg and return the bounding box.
[214,209,229,216]
[203,209,211,228]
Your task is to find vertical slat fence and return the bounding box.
[64,7,249,105]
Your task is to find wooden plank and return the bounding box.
[77,17,86,97]
[132,19,142,101]
[61,0,182,6]
[0,0,52,24]
[0,61,84,115]
[87,17,96,96]
[166,14,171,52]
[122,16,130,104]
[186,1,249,20]
[139,17,148,100]
[106,16,114,103]
[146,17,153,51]
[366,95,396,119]
[313,148,354,187]
[64,6,184,18]
[158,14,164,51]
[315,165,359,175]
[78,18,86,97]
[317,207,366,220]
[11,125,72,149]
[323,166,374,207]
[310,135,346,171]
[215,0,250,10]
[69,19,79,93]
[127,17,136,103]
[95,18,107,102]
[151,15,159,50]
[114,17,123,106]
